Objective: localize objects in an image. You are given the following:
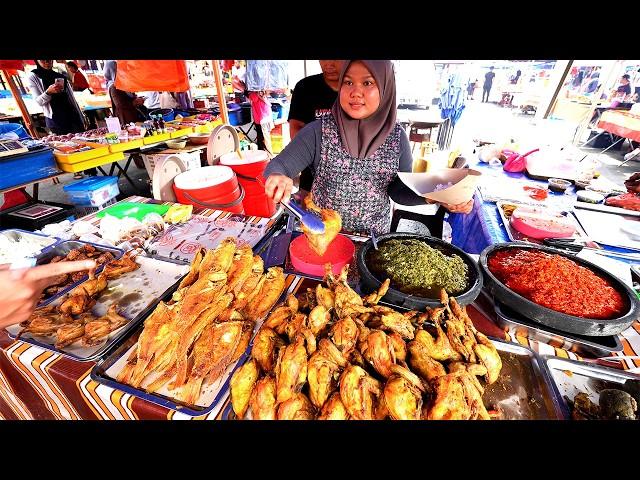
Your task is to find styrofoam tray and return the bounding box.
[6,255,189,361]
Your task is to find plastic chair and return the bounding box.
[409,121,440,155]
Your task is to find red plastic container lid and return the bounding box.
[289,234,355,277]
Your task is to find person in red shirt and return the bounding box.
[66,61,91,92]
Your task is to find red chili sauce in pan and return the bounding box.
[488,249,626,319]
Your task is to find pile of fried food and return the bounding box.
[230,264,503,420]
[116,238,286,406]
[568,381,639,420]
[301,195,342,257]
[18,252,141,349]
[41,244,117,300]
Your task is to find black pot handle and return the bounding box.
[182,183,245,209]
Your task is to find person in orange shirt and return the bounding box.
[66,61,92,92]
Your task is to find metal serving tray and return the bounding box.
[222,335,565,420]
[0,228,59,266]
[36,240,124,307]
[543,355,640,419]
[90,274,303,417]
[5,255,189,361]
[494,299,623,358]
[495,201,594,247]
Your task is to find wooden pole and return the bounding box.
[2,69,37,138]
[211,60,228,124]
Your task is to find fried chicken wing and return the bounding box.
[307,348,342,409]
[58,294,95,316]
[251,375,278,420]
[230,358,259,418]
[318,392,350,420]
[315,284,335,311]
[277,392,316,420]
[473,332,502,385]
[384,365,425,420]
[361,329,396,378]
[329,317,359,356]
[308,305,331,336]
[275,335,308,404]
[408,333,447,382]
[103,252,139,279]
[427,373,471,420]
[339,365,382,420]
[388,332,407,363]
[301,194,342,256]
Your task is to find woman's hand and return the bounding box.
[439,199,474,214]
[46,84,63,95]
[264,174,293,204]
[0,260,96,329]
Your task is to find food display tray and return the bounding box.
[146,212,283,265]
[90,274,303,417]
[493,297,623,358]
[222,336,566,420]
[56,151,125,173]
[496,201,595,247]
[5,255,189,361]
[52,142,110,164]
[143,132,171,145]
[107,138,144,153]
[543,355,640,419]
[574,200,640,218]
[34,240,124,307]
[0,229,59,265]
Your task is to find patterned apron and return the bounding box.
[311,115,401,236]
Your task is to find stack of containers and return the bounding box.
[219,150,275,218]
[172,165,245,214]
[63,176,120,216]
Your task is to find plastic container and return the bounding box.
[547,178,571,193]
[219,150,276,218]
[149,108,175,122]
[173,165,244,214]
[227,103,242,126]
[576,190,605,204]
[0,122,29,140]
[141,151,201,179]
[0,147,59,190]
[63,176,120,207]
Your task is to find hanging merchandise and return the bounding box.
[114,60,190,92]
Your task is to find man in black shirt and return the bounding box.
[288,60,343,190]
[482,66,496,103]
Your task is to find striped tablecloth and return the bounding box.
[1,196,638,419]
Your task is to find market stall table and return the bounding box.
[2,192,639,419]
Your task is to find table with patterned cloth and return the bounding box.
[1,194,639,420]
[598,110,640,143]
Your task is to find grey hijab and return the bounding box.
[331,60,397,159]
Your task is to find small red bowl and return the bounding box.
[289,234,355,277]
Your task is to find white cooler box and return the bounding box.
[142,151,202,179]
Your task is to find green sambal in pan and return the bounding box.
[367,239,468,297]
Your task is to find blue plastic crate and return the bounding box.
[0,147,59,190]
[63,176,120,207]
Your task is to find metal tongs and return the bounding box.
[280,199,325,234]
[543,238,640,261]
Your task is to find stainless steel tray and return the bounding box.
[494,298,623,358]
[91,274,303,417]
[496,201,594,247]
[5,255,189,361]
[35,240,124,307]
[223,336,565,420]
[543,355,640,419]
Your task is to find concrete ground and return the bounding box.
[31,101,639,236]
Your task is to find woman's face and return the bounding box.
[339,61,380,120]
[37,60,54,70]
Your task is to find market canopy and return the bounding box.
[114,60,190,92]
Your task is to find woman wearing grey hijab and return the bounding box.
[265,60,472,235]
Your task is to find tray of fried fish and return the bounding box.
[6,252,190,362]
[222,265,566,420]
[90,237,295,416]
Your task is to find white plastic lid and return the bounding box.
[207,124,239,165]
[173,165,235,190]
[576,190,605,203]
[219,150,269,166]
[152,155,188,201]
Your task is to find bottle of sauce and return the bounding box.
[158,115,165,134]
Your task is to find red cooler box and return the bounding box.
[219,150,276,218]
[172,165,244,214]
